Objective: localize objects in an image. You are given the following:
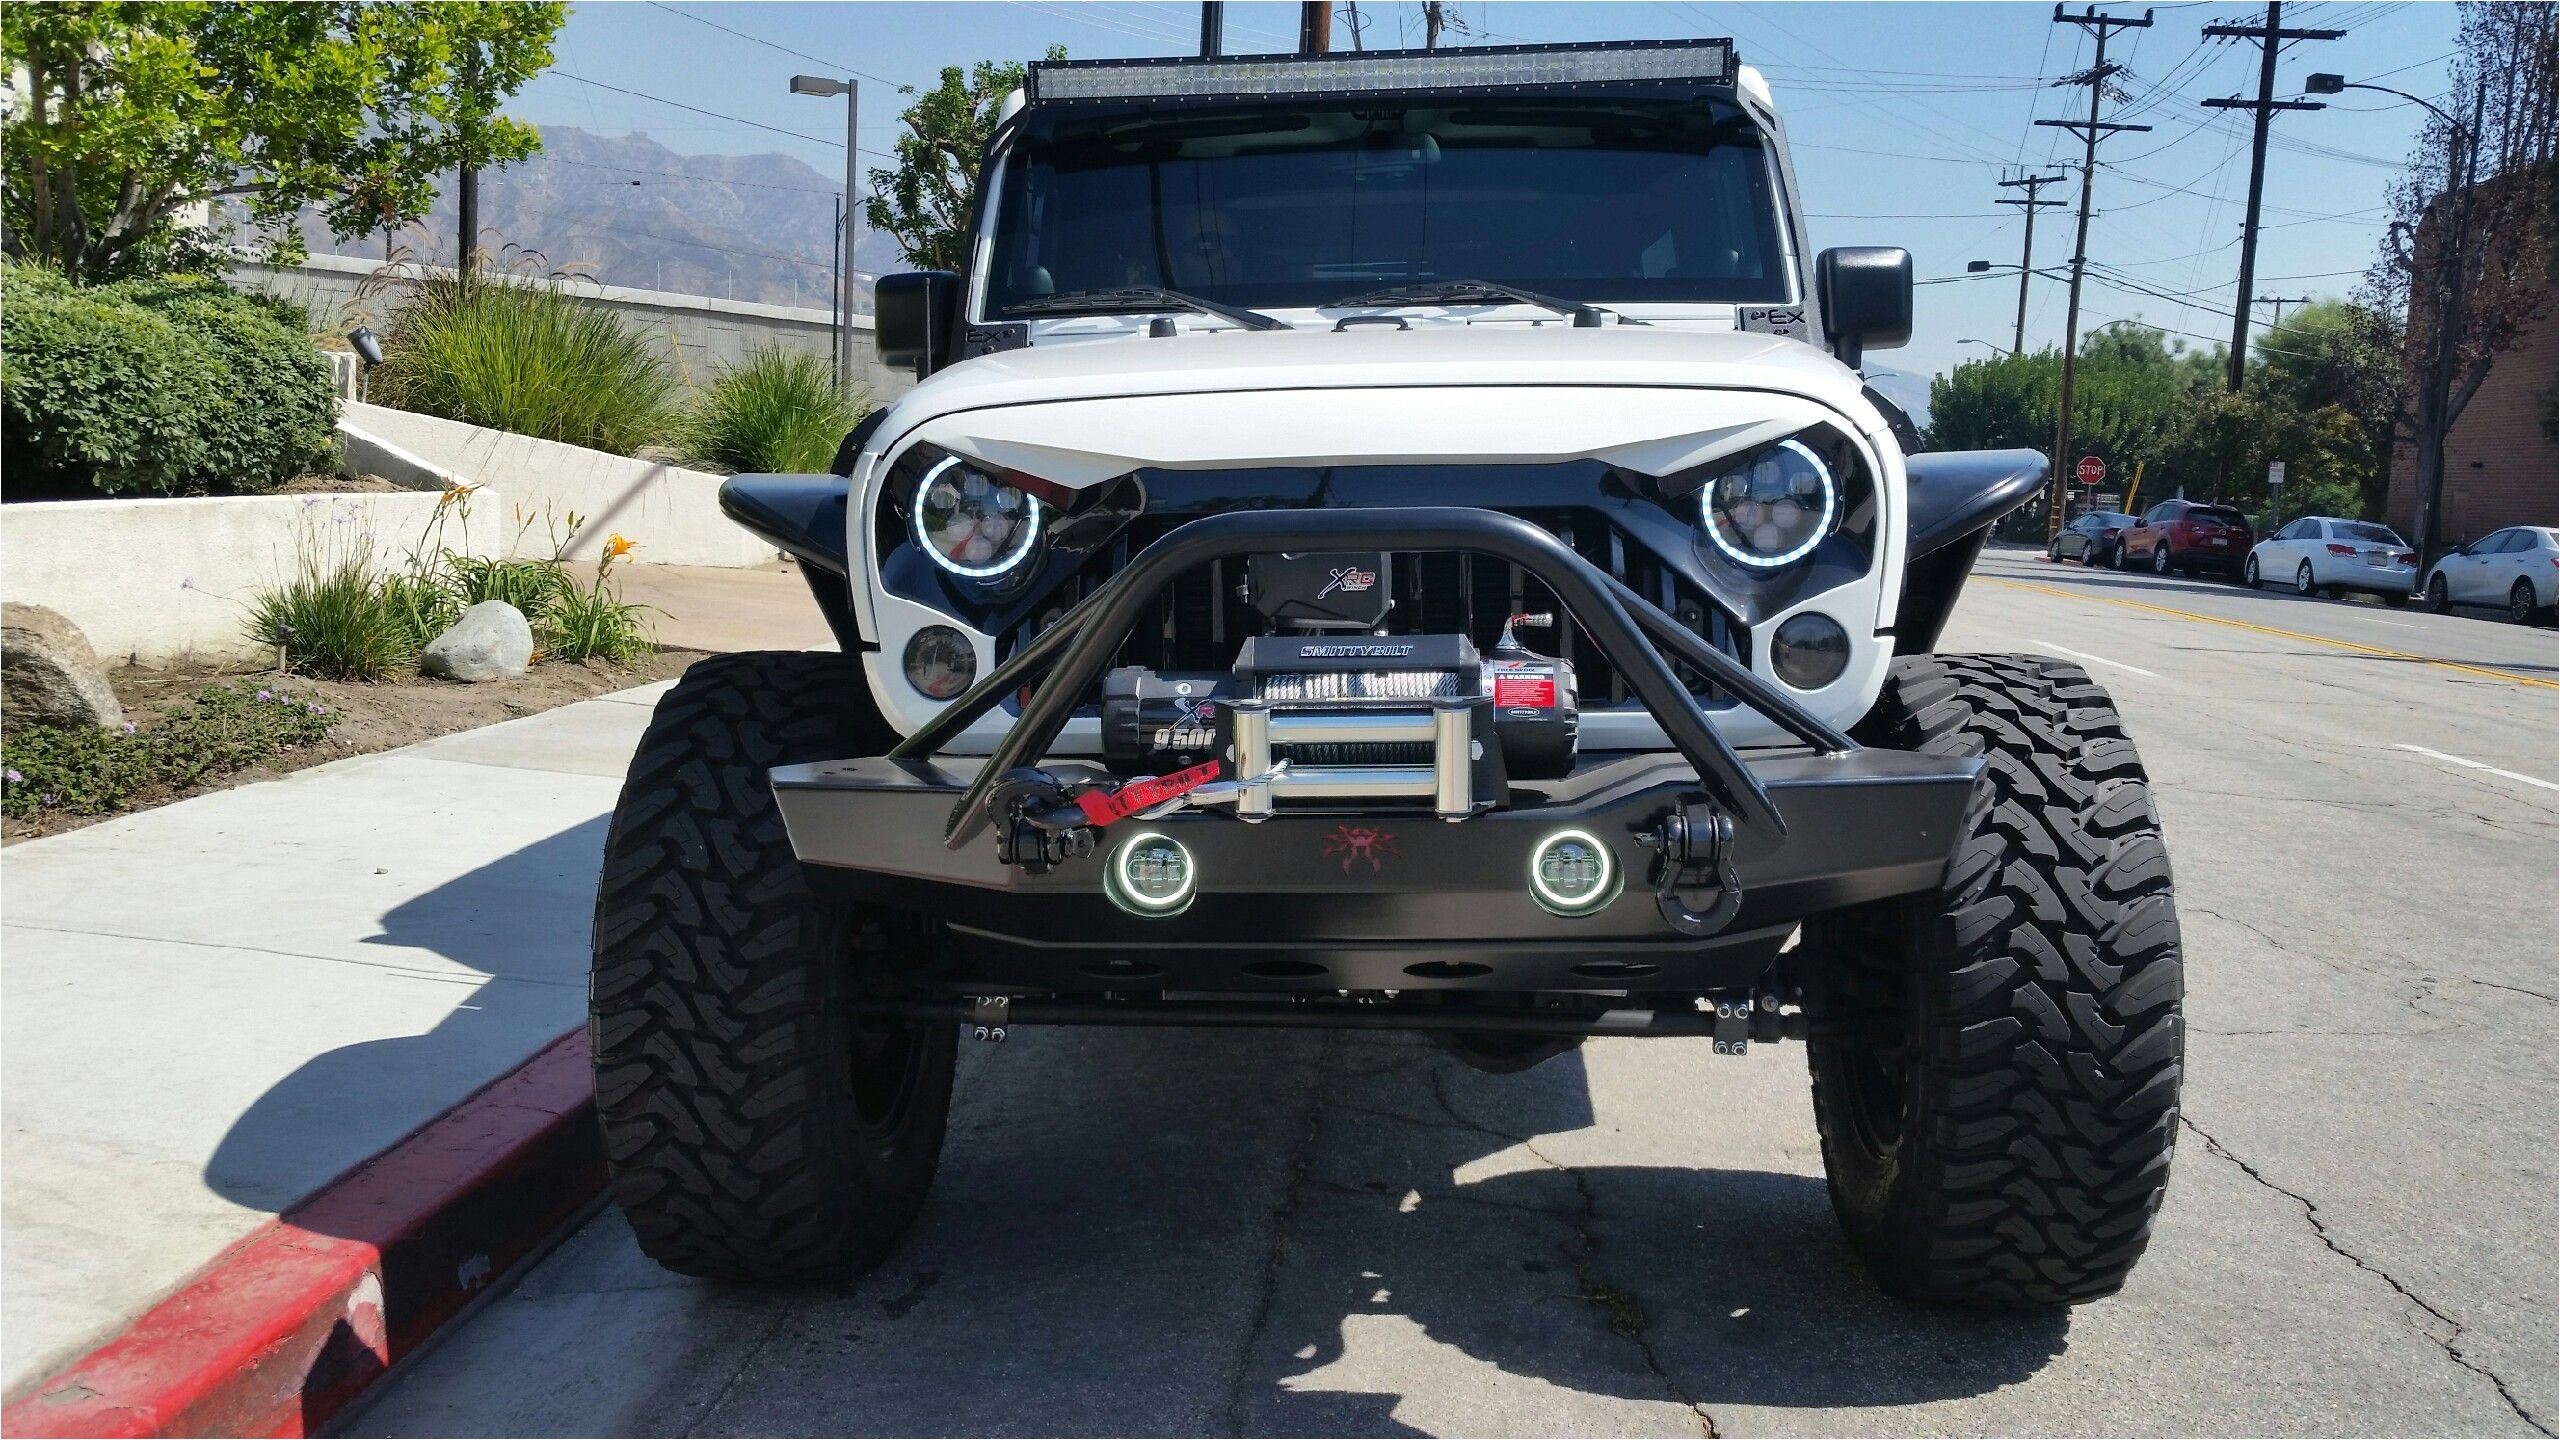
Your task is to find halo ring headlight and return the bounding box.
[912,455,1042,579]
[1529,828,1618,915]
[1106,831,1197,915]
[1699,437,1838,570]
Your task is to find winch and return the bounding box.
[1095,555,1583,799]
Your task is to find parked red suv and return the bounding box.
[2117,499,2256,579]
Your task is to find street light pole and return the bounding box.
[2306,73,2479,569]
[792,75,861,399]
[1959,338,2013,359]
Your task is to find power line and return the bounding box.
[644,2,899,87]
[553,71,898,162]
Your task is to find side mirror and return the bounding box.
[1815,247,1913,369]
[877,270,960,378]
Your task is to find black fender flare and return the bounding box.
[1895,449,2046,654]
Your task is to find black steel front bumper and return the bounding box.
[779,506,1980,996]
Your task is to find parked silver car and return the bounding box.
[2245,516,2417,602]
[2422,526,2560,624]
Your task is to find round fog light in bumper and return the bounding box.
[903,625,978,700]
[1529,828,1618,915]
[1107,831,1197,915]
[1771,612,1851,690]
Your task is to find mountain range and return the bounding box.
[300,126,908,310]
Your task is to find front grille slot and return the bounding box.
[1001,509,1746,708]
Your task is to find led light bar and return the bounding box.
[1027,39,1735,104]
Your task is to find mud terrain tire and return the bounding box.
[1806,653,2182,1307]
[591,652,956,1282]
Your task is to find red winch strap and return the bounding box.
[1073,760,1224,825]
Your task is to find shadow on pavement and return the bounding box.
[1237,1041,2068,1433]
[657,1030,2071,1437]
[199,819,608,1431]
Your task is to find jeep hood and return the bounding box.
[872,327,1890,488]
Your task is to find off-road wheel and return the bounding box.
[1805,653,2181,1307]
[590,652,957,1282]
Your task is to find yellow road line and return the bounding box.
[1985,576,2559,690]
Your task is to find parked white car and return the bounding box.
[2422,526,2560,624]
[2245,516,2418,602]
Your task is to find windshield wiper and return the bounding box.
[1003,286,1290,332]
[1326,279,1637,327]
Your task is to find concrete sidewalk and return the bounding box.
[0,680,680,1398]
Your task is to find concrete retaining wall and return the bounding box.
[341,402,779,570]
[230,253,913,402]
[0,491,509,666]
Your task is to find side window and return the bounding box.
[2493,529,2530,554]
[2280,519,2310,540]
[2145,503,2172,523]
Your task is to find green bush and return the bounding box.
[0,264,336,496]
[108,276,338,492]
[371,273,680,455]
[676,346,867,474]
[2,684,337,819]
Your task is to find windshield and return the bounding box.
[986,99,1790,315]
[2335,522,2404,545]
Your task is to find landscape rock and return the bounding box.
[1,603,126,729]
[422,601,534,682]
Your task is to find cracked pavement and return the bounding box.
[346,551,2555,1438]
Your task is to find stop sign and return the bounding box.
[2075,456,2106,486]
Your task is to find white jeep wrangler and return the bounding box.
[591,39,2182,1308]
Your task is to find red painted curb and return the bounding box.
[3,1030,600,1439]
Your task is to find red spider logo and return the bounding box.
[1322,824,1399,874]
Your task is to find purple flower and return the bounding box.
[121,722,136,735]
[4,770,20,784]
[256,689,273,701]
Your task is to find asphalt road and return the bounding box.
[347,548,2558,1439]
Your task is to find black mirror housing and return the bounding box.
[1815,247,1913,369]
[876,270,960,377]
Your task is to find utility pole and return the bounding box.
[2253,293,2309,335]
[1996,173,2068,356]
[2035,5,2154,544]
[1298,0,1331,53]
[2202,4,2341,392]
[1423,1,1445,47]
[1199,1,1223,56]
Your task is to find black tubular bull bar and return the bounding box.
[771,506,1984,999]
[906,507,1856,844]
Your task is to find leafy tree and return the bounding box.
[2252,299,2399,517]
[2358,0,2556,559]
[864,47,1064,273]
[1,1,565,282]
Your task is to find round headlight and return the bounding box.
[1106,832,1197,915]
[1529,828,1618,916]
[913,456,1041,578]
[1770,611,1851,690]
[903,624,978,700]
[1700,438,1837,569]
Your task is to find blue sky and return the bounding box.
[505,0,2460,381]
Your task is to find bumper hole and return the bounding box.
[1403,960,1493,980]
[1572,961,1660,979]
[1079,959,1165,981]
[1242,959,1328,979]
